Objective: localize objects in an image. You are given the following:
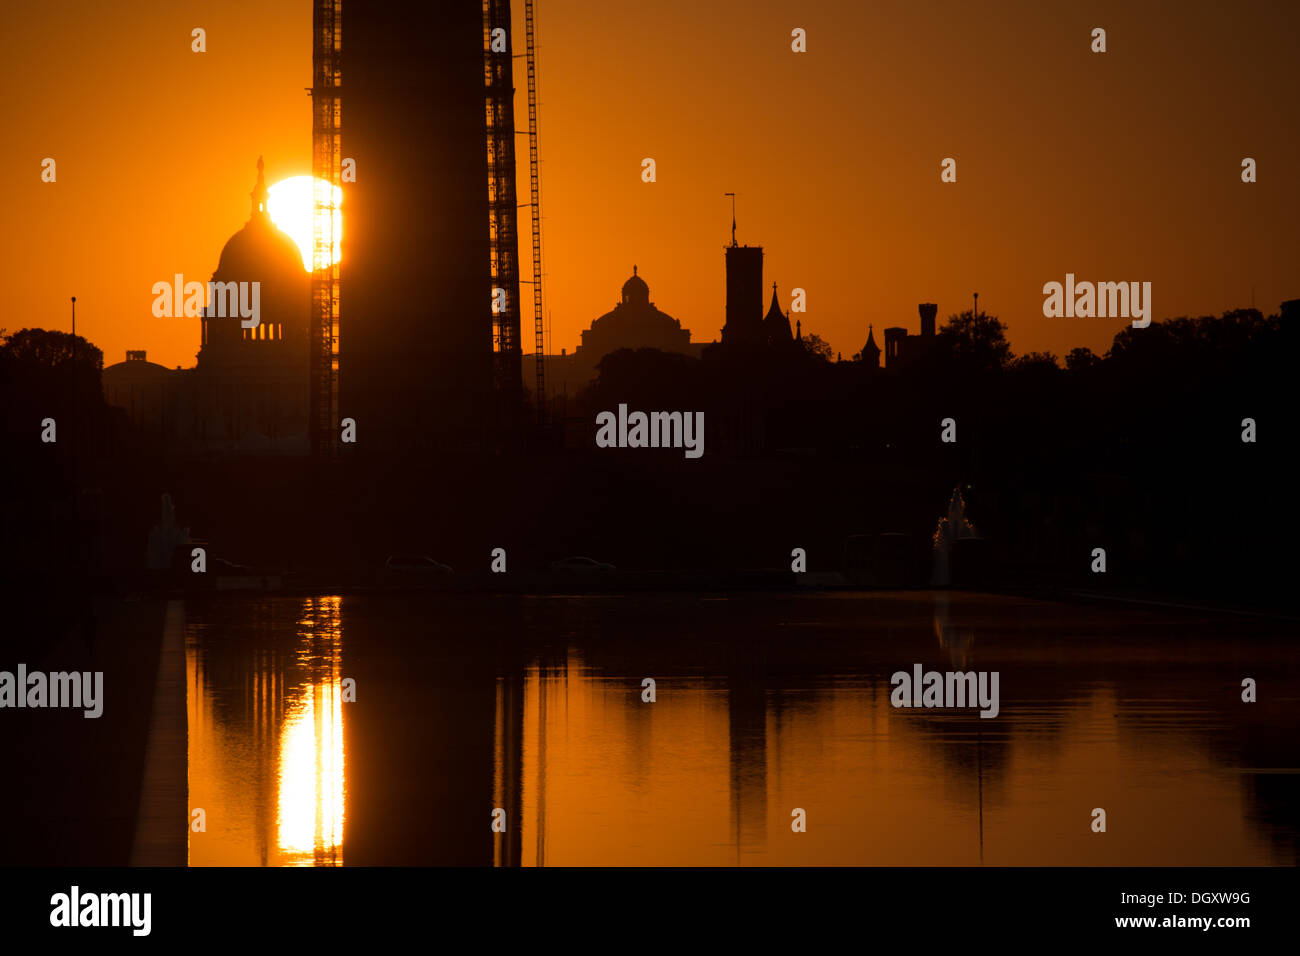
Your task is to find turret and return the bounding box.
[919,302,937,338]
[763,283,793,345]
[861,324,881,367]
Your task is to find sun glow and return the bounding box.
[267,176,343,272]
[276,679,346,864]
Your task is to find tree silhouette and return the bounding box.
[800,332,833,362]
[937,310,1013,371]
[1065,346,1100,372]
[582,347,701,412]
[1,328,106,422]
[2,328,102,373]
[1010,351,1059,371]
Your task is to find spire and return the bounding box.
[862,323,881,366]
[250,156,269,219]
[795,319,802,342]
[763,283,792,344]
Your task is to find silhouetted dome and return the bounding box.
[580,266,693,359]
[198,157,311,364]
[621,266,650,306]
[214,218,305,283]
[213,156,305,284]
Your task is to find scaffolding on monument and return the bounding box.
[525,0,545,423]
[484,0,523,418]
[310,0,342,458]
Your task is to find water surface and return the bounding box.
[184,591,1300,866]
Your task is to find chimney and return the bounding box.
[918,303,937,338]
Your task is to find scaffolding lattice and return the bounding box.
[525,0,545,422]
[484,0,523,413]
[310,0,342,458]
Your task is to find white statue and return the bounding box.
[146,493,191,570]
[932,487,978,586]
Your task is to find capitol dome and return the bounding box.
[198,157,311,361]
[214,217,305,283]
[213,157,307,284]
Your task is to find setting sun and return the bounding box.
[267,176,343,272]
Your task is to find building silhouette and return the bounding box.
[102,350,181,436]
[883,303,938,368]
[723,243,765,346]
[719,222,801,351]
[340,1,500,451]
[108,3,527,454]
[578,266,694,358]
[762,283,795,347]
[527,267,705,400]
[103,159,312,453]
[191,158,310,452]
[859,325,882,367]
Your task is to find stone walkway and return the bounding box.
[129,599,188,866]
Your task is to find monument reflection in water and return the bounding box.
[187,597,345,866]
[184,591,1300,867]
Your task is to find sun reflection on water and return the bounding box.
[187,596,345,866]
[276,675,345,865]
[276,596,345,866]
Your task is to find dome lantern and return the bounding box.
[251,156,269,219]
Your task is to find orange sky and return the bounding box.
[5,0,1298,370]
